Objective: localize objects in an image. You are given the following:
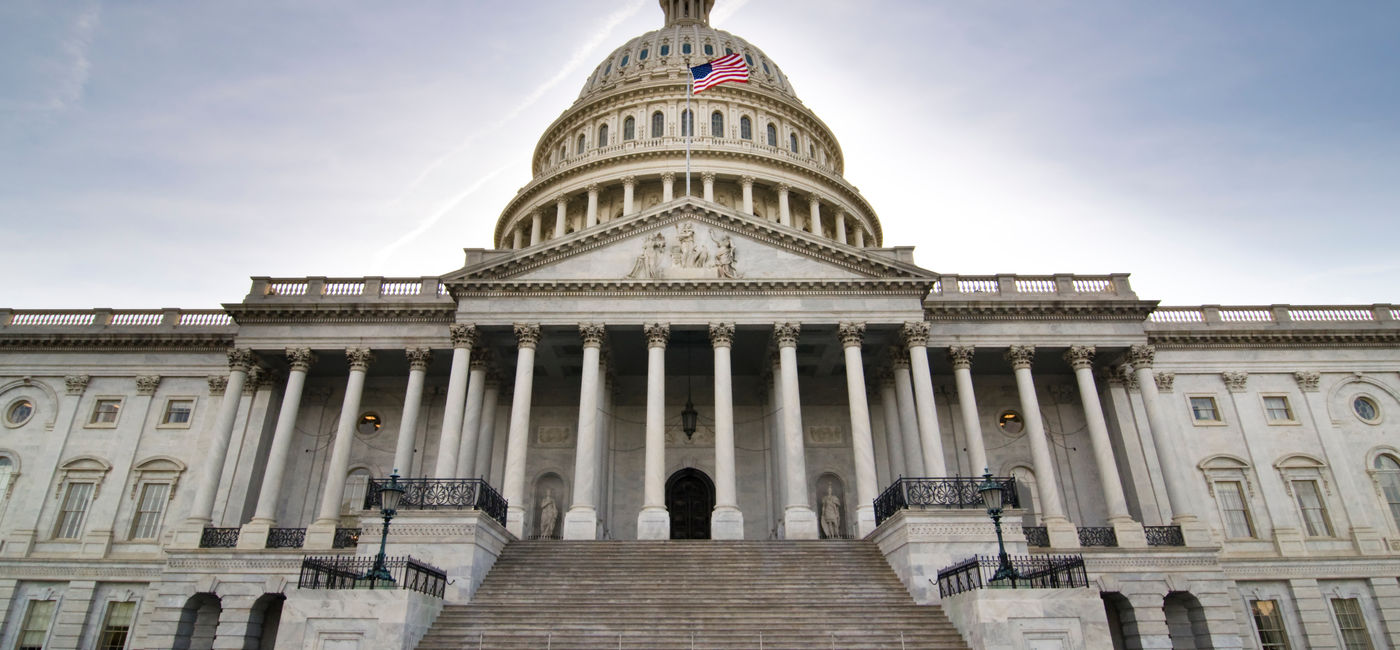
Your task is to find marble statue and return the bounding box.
[820,485,842,539]
[710,228,740,278]
[626,232,668,279]
[538,489,558,539]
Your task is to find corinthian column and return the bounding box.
[565,323,606,539]
[238,348,313,549]
[1006,345,1077,547]
[1128,344,1212,546]
[662,171,675,203]
[835,210,848,244]
[554,195,568,238]
[637,323,671,539]
[586,184,600,228]
[740,176,755,214]
[455,350,490,479]
[702,172,716,203]
[1065,345,1146,547]
[308,348,374,546]
[472,372,501,482]
[776,322,818,538]
[889,350,925,476]
[903,322,946,477]
[502,324,540,536]
[878,371,906,479]
[710,322,743,539]
[394,348,431,477]
[948,346,987,476]
[622,176,636,216]
[808,194,823,237]
[777,183,791,227]
[434,325,478,478]
[530,211,542,246]
[839,322,878,536]
[179,348,253,540]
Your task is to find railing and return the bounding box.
[266,528,306,549]
[1148,304,1396,325]
[298,555,447,598]
[333,527,361,549]
[251,277,450,301]
[927,274,1127,298]
[1023,526,1049,547]
[873,477,1019,525]
[1144,525,1185,547]
[1077,527,1118,547]
[363,478,508,527]
[3,309,234,329]
[199,527,240,548]
[937,554,1088,598]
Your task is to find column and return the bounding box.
[808,194,823,237]
[702,172,715,202]
[1127,344,1212,546]
[237,348,314,547]
[1065,345,1146,547]
[502,324,540,536]
[454,350,489,478]
[775,322,818,538]
[433,325,478,478]
[854,227,865,248]
[529,211,542,246]
[394,348,431,476]
[947,346,988,476]
[586,183,600,228]
[662,171,675,202]
[740,176,754,214]
[178,348,253,541]
[564,324,606,539]
[511,228,523,250]
[1005,345,1077,547]
[890,350,926,476]
[595,358,613,527]
[1296,371,1385,554]
[903,322,946,477]
[308,348,374,544]
[555,195,568,237]
[777,183,791,226]
[637,322,671,539]
[472,372,501,482]
[839,323,879,536]
[879,372,907,479]
[768,352,788,530]
[710,322,743,539]
[835,210,847,244]
[622,176,636,216]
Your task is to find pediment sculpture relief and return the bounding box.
[626,223,741,280]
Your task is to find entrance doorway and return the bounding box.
[666,468,714,539]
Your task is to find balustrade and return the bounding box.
[937,554,1088,598]
[199,527,240,548]
[1077,526,1118,547]
[363,477,507,527]
[1144,525,1185,547]
[873,477,1018,525]
[298,555,446,597]
[266,527,306,549]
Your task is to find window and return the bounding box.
[682,42,692,55]
[576,134,586,155]
[1373,455,1400,530]
[129,482,169,540]
[704,44,713,56]
[603,62,611,77]
[597,124,608,149]
[998,411,1024,435]
[651,112,665,138]
[639,48,648,61]
[1293,479,1333,537]
[623,116,635,140]
[660,44,670,56]
[6,399,34,426]
[762,60,771,75]
[356,412,381,436]
[17,599,56,650]
[1354,396,1380,423]
[766,123,777,146]
[343,468,371,512]
[711,111,723,138]
[1189,396,1221,423]
[0,456,13,504]
[681,109,693,137]
[90,398,122,426]
[54,481,95,538]
[1263,395,1294,423]
[1251,600,1291,650]
[1216,480,1255,538]
[790,132,799,153]
[160,398,194,427]
[725,47,733,55]
[1331,598,1373,650]
[740,116,752,140]
[619,54,628,68]
[745,54,754,67]
[97,600,137,650]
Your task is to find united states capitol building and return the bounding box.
[3,2,1399,648]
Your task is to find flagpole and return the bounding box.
[685,80,692,198]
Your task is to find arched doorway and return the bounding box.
[666,468,714,539]
[172,593,221,650]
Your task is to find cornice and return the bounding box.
[0,333,235,351]
[924,300,1159,322]
[224,303,455,325]
[1148,329,1400,349]
[453,278,932,299]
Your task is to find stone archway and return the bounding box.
[666,468,714,539]
[172,593,221,650]
[1164,591,1214,649]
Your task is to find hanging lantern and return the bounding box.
[681,397,698,439]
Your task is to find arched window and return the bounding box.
[704,44,714,56]
[660,44,670,56]
[745,54,754,67]
[740,116,752,140]
[651,111,665,138]
[576,134,586,154]
[603,62,611,77]
[809,144,815,158]
[681,109,694,137]
[766,123,777,146]
[711,111,724,138]
[598,124,608,149]
[343,468,371,512]
[682,42,692,55]
[623,116,635,141]
[1375,455,1400,530]
[620,54,629,68]
[558,145,565,161]
[725,47,733,55]
[0,456,13,508]
[790,132,799,153]
[639,48,649,61]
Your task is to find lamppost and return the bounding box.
[977,470,1019,583]
[364,470,405,586]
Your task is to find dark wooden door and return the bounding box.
[667,470,713,539]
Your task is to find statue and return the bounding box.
[538,489,558,539]
[674,223,709,269]
[626,232,668,279]
[709,229,740,278]
[820,485,842,539]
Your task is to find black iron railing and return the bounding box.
[1145,525,1185,547]
[298,555,446,598]
[873,477,1019,525]
[363,478,507,527]
[333,527,361,549]
[199,527,240,548]
[1078,527,1119,547]
[937,554,1088,598]
[1023,526,1049,547]
[266,528,306,549]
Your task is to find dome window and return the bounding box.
[711,111,724,138]
[639,48,649,61]
[624,116,636,141]
[725,47,733,55]
[766,123,777,147]
[745,54,754,67]
[704,44,714,56]
[620,54,629,68]
[661,44,670,56]
[681,109,694,137]
[682,42,692,55]
[598,124,609,149]
[577,134,586,155]
[651,112,665,138]
[740,116,752,140]
[790,132,799,153]
[604,62,611,77]
[762,60,771,75]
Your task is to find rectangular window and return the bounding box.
[1293,480,1334,537]
[1216,481,1255,538]
[97,601,137,650]
[1190,396,1221,422]
[129,483,169,540]
[1263,396,1295,423]
[1331,598,1373,650]
[54,481,95,539]
[1251,599,1291,650]
[18,599,57,650]
[161,399,194,426]
[90,398,122,425]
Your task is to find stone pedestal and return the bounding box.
[1110,518,1148,549]
[304,521,338,550]
[856,505,877,539]
[711,506,744,540]
[169,519,210,550]
[783,506,819,540]
[942,588,1112,650]
[275,588,444,650]
[562,507,598,540]
[1045,517,1080,549]
[1176,515,1216,547]
[872,509,1028,604]
[637,507,670,540]
[1351,525,1388,555]
[236,519,273,550]
[362,509,513,603]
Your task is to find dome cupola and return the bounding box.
[661,0,714,26]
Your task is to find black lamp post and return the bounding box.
[977,470,1019,583]
[365,470,405,585]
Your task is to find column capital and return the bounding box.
[346,348,374,371]
[287,347,316,372]
[514,323,542,349]
[1063,345,1096,370]
[808,192,823,204]
[486,368,504,388]
[886,347,910,370]
[469,347,492,370]
[65,374,90,395]
[740,175,755,186]
[709,322,735,348]
[405,347,432,371]
[586,183,600,194]
[1294,371,1321,392]
[1004,345,1035,370]
[776,182,790,193]
[579,323,607,348]
[661,171,676,182]
[876,367,895,386]
[1154,371,1176,392]
[135,375,162,396]
[701,171,716,183]
[1222,371,1249,393]
[207,375,228,396]
[947,345,975,370]
[449,323,480,349]
[773,322,801,348]
[837,321,865,348]
[529,208,542,218]
[621,175,637,186]
[900,321,930,348]
[1116,364,1140,391]
[554,193,570,205]
[244,366,275,394]
[227,347,255,372]
[1127,343,1155,369]
[644,322,670,348]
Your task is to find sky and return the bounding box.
[2,0,1398,310]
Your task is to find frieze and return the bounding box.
[924,302,1158,322]
[383,524,480,538]
[453,278,931,298]
[1148,330,1400,349]
[0,334,235,351]
[222,305,453,325]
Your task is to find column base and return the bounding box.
[637,507,670,540]
[856,504,877,539]
[1273,526,1307,556]
[1110,517,1148,549]
[1044,516,1079,548]
[783,506,819,540]
[169,518,212,550]
[506,506,525,538]
[304,520,339,550]
[1173,515,1216,547]
[563,506,598,540]
[0,529,36,557]
[711,506,744,540]
[1351,525,1388,555]
[236,519,274,550]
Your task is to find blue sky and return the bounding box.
[2,1,1397,309]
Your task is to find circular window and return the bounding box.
[5,399,34,427]
[356,412,382,435]
[998,411,1024,435]
[1354,396,1381,423]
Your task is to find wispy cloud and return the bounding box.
[48,4,100,111]
[710,0,752,25]
[371,163,513,267]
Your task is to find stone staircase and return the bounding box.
[416,540,970,649]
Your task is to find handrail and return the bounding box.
[299,555,446,597]
[874,476,1019,525]
[363,477,508,527]
[936,554,1088,598]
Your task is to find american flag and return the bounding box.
[690,53,749,94]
